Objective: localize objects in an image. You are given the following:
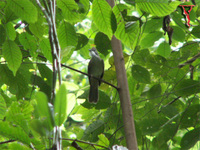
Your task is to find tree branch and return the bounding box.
[178,52,200,68]
[61,64,118,89]
[0,140,15,145]
[107,1,138,149]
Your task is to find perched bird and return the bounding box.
[88,47,104,103]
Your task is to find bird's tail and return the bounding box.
[89,80,99,103]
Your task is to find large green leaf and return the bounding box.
[5,22,16,41]
[136,0,181,17]
[82,120,104,142]
[54,84,68,126]
[94,32,111,56]
[143,18,163,33]
[37,64,53,87]
[39,38,52,62]
[2,40,22,76]
[172,26,185,42]
[113,4,140,49]
[92,0,113,39]
[156,41,171,58]
[35,92,54,131]
[0,121,31,146]
[132,49,150,66]
[191,25,200,38]
[57,0,89,23]
[180,104,200,128]
[147,84,162,100]
[131,65,151,84]
[58,21,78,50]
[175,79,200,97]
[7,0,37,23]
[139,117,167,135]
[180,127,200,150]
[19,32,37,57]
[140,31,163,48]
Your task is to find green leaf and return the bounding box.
[29,18,46,39]
[66,93,76,116]
[131,65,151,84]
[180,104,200,128]
[0,95,6,120]
[2,40,22,76]
[147,84,162,99]
[57,0,89,23]
[156,41,171,58]
[58,21,78,50]
[113,4,140,49]
[191,25,200,38]
[80,90,111,109]
[54,84,68,126]
[143,18,163,33]
[75,33,89,50]
[92,0,113,39]
[139,117,167,135]
[7,0,37,23]
[82,120,104,142]
[5,22,16,41]
[19,32,37,57]
[180,42,199,59]
[0,121,31,146]
[0,25,6,45]
[171,8,188,30]
[39,38,52,62]
[172,26,185,42]
[132,48,150,66]
[94,32,111,56]
[35,92,54,131]
[175,79,200,97]
[98,134,109,147]
[180,127,200,150]
[136,0,181,17]
[37,64,53,87]
[6,102,30,133]
[140,31,163,49]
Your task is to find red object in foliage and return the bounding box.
[179,5,195,27]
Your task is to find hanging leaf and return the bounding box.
[54,84,68,126]
[136,0,181,17]
[5,22,16,41]
[92,0,113,39]
[2,40,22,76]
[156,41,171,58]
[35,92,54,131]
[7,0,37,23]
[175,79,200,97]
[131,65,151,84]
[180,127,200,150]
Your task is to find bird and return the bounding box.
[88,47,104,103]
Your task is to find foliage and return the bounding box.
[0,0,200,149]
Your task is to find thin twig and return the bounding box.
[178,52,200,68]
[61,64,119,89]
[0,140,15,145]
[61,138,110,149]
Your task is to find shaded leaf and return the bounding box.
[156,41,171,58]
[2,40,22,76]
[175,79,200,97]
[131,65,151,84]
[180,127,200,150]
